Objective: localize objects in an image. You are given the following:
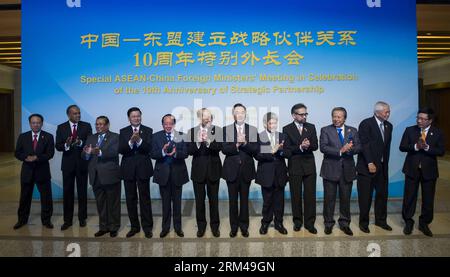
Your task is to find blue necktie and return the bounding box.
[97,134,105,147]
[166,133,172,142]
[337,128,344,145]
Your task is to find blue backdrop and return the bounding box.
[22,0,418,199]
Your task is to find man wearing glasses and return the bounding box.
[282,103,319,234]
[400,107,445,237]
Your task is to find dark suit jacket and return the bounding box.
[320,124,361,182]
[399,125,445,180]
[282,122,318,176]
[221,123,258,183]
[15,130,55,183]
[255,131,288,188]
[55,121,92,173]
[187,125,223,183]
[82,131,121,186]
[119,125,154,181]
[357,116,392,176]
[151,130,189,186]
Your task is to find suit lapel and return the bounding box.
[289,122,302,143]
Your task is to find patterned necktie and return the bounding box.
[379,123,385,142]
[166,132,172,142]
[32,134,38,151]
[421,129,427,142]
[133,128,138,150]
[97,134,105,147]
[72,124,78,140]
[337,128,344,145]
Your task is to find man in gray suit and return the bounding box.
[320,107,361,236]
[82,116,121,238]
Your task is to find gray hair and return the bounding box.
[263,112,278,125]
[374,101,390,113]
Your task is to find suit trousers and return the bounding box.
[289,173,316,228]
[193,180,220,232]
[261,183,285,226]
[124,179,153,232]
[93,176,121,232]
[18,177,53,224]
[323,175,353,228]
[402,168,436,226]
[62,170,88,224]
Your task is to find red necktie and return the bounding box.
[72,124,78,139]
[33,134,38,151]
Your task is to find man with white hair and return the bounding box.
[356,101,393,233]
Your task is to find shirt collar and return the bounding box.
[374,116,383,127]
[69,120,78,127]
[294,121,303,129]
[32,131,41,138]
[131,125,140,131]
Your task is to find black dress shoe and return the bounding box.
[293,223,302,232]
[340,226,353,236]
[79,220,87,227]
[110,231,118,237]
[375,223,393,231]
[43,222,54,229]
[275,224,288,235]
[259,224,269,235]
[126,229,140,238]
[419,224,433,237]
[61,223,72,231]
[144,231,153,239]
[306,226,318,234]
[241,229,249,237]
[212,229,220,238]
[359,225,370,233]
[324,226,333,235]
[13,222,26,230]
[175,229,184,237]
[197,229,206,238]
[160,229,169,238]
[403,223,413,235]
[229,230,237,238]
[94,230,109,237]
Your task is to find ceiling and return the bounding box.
[1,1,450,69]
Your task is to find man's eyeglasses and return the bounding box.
[295,112,308,117]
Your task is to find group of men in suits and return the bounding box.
[13,103,445,238]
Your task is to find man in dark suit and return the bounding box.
[151,114,189,238]
[357,101,393,233]
[119,107,154,239]
[14,114,55,230]
[400,107,445,237]
[282,103,318,234]
[320,107,361,236]
[55,105,92,231]
[222,103,258,238]
[187,108,222,238]
[82,116,121,238]
[255,112,288,235]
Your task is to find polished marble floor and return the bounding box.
[0,152,449,257]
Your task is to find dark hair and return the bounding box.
[127,107,142,117]
[96,115,109,125]
[418,107,434,120]
[291,103,307,114]
[66,105,80,115]
[233,103,246,111]
[28,113,44,123]
[331,107,347,119]
[161,114,176,124]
